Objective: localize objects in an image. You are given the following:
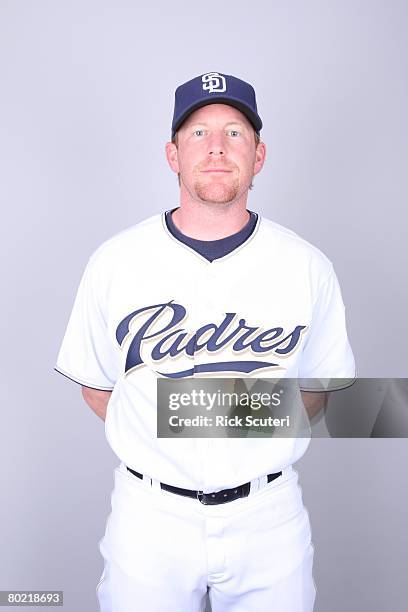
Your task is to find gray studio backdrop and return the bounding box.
[1,1,407,611]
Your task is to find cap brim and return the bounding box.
[172,96,262,137]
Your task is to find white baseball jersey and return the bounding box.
[55,212,355,490]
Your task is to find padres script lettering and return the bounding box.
[116,301,307,378]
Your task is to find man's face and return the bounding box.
[166,104,266,205]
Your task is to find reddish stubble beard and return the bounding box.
[191,162,241,205]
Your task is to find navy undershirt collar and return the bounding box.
[165,208,258,262]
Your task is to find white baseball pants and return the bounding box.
[96,462,316,611]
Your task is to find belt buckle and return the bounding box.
[196,490,208,505]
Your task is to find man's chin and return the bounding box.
[195,184,239,205]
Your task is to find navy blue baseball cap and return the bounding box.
[171,71,263,138]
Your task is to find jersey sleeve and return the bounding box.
[298,265,356,391]
[54,254,120,391]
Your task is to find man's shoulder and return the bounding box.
[88,213,164,265]
[257,215,333,275]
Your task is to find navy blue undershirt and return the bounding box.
[165,208,258,262]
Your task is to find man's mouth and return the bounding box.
[201,169,232,173]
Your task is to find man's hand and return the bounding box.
[301,391,330,421]
[81,387,112,421]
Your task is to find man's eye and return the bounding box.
[228,130,240,137]
[193,129,205,136]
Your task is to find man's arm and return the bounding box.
[301,391,330,420]
[81,386,112,421]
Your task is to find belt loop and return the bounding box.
[142,474,152,487]
[249,477,260,494]
[249,475,267,495]
[150,477,161,491]
[259,475,268,490]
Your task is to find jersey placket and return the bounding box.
[190,258,225,493]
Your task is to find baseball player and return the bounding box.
[55,71,355,611]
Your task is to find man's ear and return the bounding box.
[253,141,266,176]
[165,142,180,174]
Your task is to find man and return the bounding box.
[55,71,355,611]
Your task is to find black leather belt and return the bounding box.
[126,466,282,505]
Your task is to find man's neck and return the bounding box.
[172,194,250,241]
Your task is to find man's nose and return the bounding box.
[207,132,225,155]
